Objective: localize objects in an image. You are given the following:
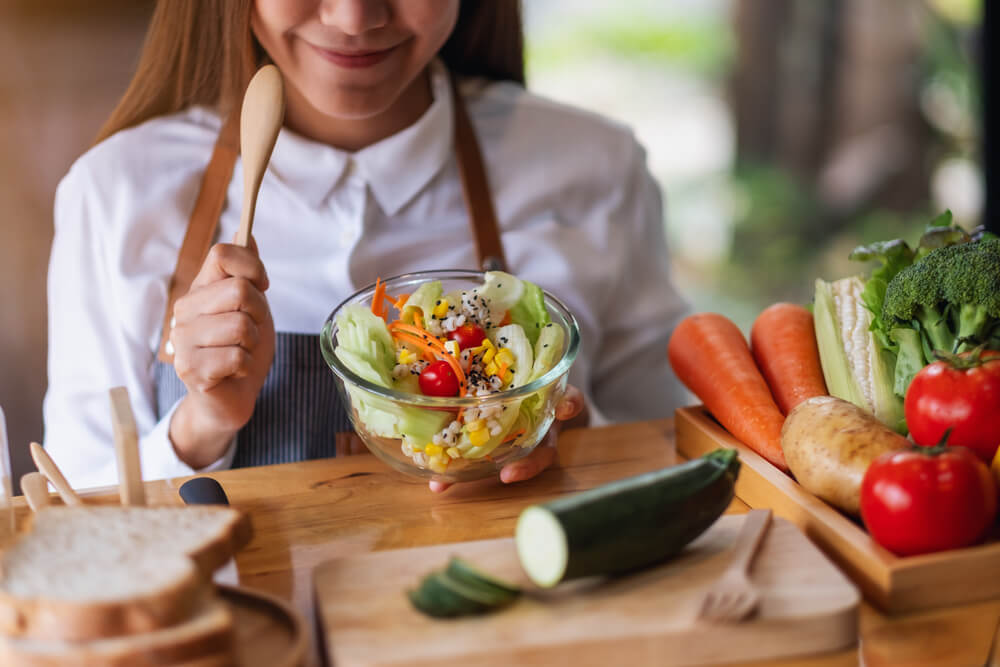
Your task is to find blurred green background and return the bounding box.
[524,0,983,331]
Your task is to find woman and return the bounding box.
[43,0,689,491]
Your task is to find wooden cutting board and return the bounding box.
[314,515,859,666]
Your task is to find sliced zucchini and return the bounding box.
[408,573,490,618]
[408,565,521,618]
[445,558,521,601]
[515,449,740,588]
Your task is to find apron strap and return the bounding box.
[157,70,507,364]
[156,110,241,363]
[450,74,508,273]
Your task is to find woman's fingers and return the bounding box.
[500,434,558,484]
[191,243,269,291]
[173,277,270,326]
[428,479,451,493]
[555,384,586,422]
[173,311,260,351]
[173,345,255,392]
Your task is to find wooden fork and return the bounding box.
[698,509,772,623]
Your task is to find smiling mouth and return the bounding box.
[309,43,399,69]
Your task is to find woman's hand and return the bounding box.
[428,385,587,493]
[168,240,275,468]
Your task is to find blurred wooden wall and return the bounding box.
[0,1,153,487]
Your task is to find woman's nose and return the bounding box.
[317,0,390,35]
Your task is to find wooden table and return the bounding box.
[18,419,1000,666]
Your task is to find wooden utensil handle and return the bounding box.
[730,509,772,574]
[20,472,51,512]
[109,386,146,506]
[29,442,82,506]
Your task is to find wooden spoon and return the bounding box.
[235,64,285,248]
[109,386,145,506]
[20,472,51,512]
[29,442,82,506]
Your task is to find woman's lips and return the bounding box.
[309,44,397,68]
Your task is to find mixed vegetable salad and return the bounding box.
[332,271,565,474]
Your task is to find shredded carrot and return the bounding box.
[390,330,467,395]
[499,311,512,326]
[388,321,443,346]
[502,428,526,443]
[413,310,424,329]
[391,330,440,362]
[371,278,386,320]
[393,293,410,310]
[383,292,398,311]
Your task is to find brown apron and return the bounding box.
[152,73,508,467]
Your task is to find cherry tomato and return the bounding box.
[904,350,1000,461]
[860,445,997,556]
[447,324,487,350]
[418,360,460,397]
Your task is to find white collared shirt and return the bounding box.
[43,63,689,489]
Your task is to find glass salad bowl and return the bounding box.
[320,270,580,483]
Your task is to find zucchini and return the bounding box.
[407,568,519,618]
[515,449,740,588]
[444,558,521,601]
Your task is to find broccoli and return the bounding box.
[882,238,1000,393]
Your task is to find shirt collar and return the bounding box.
[266,59,454,214]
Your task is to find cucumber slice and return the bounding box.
[515,449,740,588]
[408,566,520,618]
[445,558,521,601]
[408,576,486,618]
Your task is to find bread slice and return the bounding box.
[0,506,251,641]
[0,597,235,667]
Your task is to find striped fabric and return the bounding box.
[152,332,350,467]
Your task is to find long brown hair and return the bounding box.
[95,1,524,144]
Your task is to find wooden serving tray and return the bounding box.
[675,405,1000,614]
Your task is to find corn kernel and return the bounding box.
[425,443,443,457]
[398,348,417,365]
[446,447,461,459]
[428,456,449,473]
[433,299,450,319]
[468,428,490,447]
[445,340,460,357]
[464,419,486,432]
[485,361,499,376]
[496,348,515,366]
[481,347,496,364]
[502,369,513,384]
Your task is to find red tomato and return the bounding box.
[447,324,487,350]
[860,446,997,556]
[418,360,460,397]
[904,350,1000,461]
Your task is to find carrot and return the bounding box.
[667,313,788,471]
[383,292,399,312]
[389,329,467,395]
[371,278,386,320]
[502,428,526,443]
[393,293,410,310]
[750,303,828,415]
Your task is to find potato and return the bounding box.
[781,395,909,515]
